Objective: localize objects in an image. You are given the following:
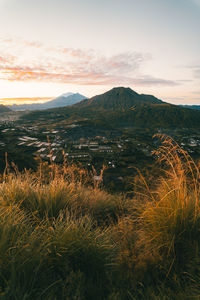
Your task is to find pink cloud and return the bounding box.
[0,39,178,87]
[1,65,177,87]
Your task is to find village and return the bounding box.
[1,121,200,178]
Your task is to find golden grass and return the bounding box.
[0,135,199,299]
[134,135,200,275]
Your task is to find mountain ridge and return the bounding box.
[20,87,200,129]
[180,105,200,110]
[7,93,86,111]
[75,87,163,110]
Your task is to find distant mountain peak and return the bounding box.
[61,92,73,97]
[20,87,200,129]
[110,86,138,93]
[102,87,139,97]
[61,92,84,98]
[80,86,163,110]
[8,93,86,111]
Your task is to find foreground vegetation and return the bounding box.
[0,135,200,299]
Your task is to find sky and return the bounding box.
[0,0,199,104]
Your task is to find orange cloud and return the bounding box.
[0,39,178,87]
[1,66,177,87]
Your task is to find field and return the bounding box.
[0,135,200,299]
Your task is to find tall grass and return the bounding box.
[0,135,200,299]
[108,135,200,299]
[137,135,200,272]
[0,204,114,299]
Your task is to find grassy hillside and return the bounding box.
[0,136,200,299]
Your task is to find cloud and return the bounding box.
[194,68,200,78]
[0,53,16,64]
[191,90,200,94]
[0,65,178,87]
[187,64,200,79]
[0,38,178,87]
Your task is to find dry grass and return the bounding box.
[0,135,200,299]
[137,135,200,271]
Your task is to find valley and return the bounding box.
[0,87,200,193]
[1,98,200,192]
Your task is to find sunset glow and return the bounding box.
[0,0,199,104]
[0,97,53,105]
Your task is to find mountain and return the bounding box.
[8,93,86,111]
[0,104,11,113]
[37,93,86,110]
[180,105,200,110]
[76,87,163,110]
[61,92,73,97]
[20,87,200,129]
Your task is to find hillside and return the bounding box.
[0,138,200,299]
[8,93,86,111]
[77,87,163,110]
[20,87,200,129]
[180,104,200,110]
